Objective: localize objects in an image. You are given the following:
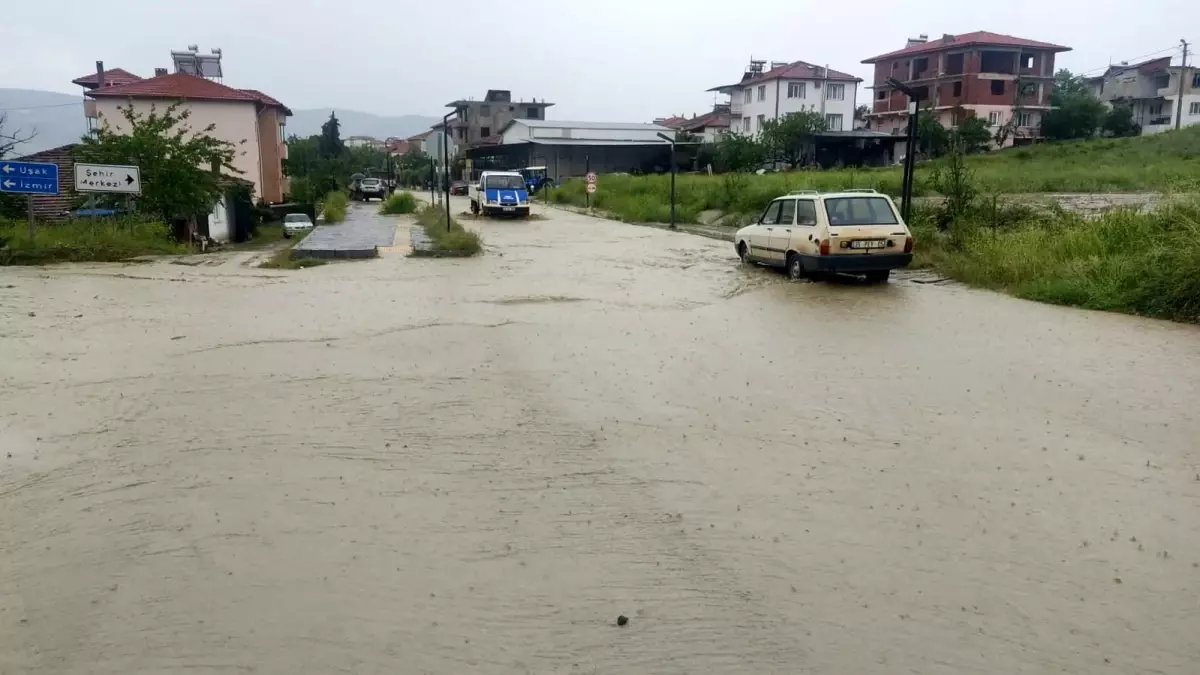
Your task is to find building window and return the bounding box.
[826,83,845,100]
[744,89,752,104]
[990,80,1005,95]
[1149,102,1164,116]
[825,113,843,131]
[756,114,765,131]
[876,89,887,100]
[480,105,491,116]
[757,85,766,101]
[1016,112,1032,127]
[743,117,751,132]
[481,126,490,138]
[1191,102,1200,115]
[279,121,286,141]
[1192,73,1200,88]
[952,81,962,97]
[787,82,806,99]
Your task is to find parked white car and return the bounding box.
[734,189,914,282]
[282,213,314,239]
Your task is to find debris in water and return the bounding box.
[617,615,629,626]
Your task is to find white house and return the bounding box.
[709,59,862,137]
[1086,57,1200,135]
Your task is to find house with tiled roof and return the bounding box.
[78,68,292,205]
[708,59,862,137]
[1086,56,1200,135]
[863,31,1071,147]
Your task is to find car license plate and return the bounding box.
[850,240,886,249]
[503,206,515,212]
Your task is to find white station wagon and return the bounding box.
[734,189,914,282]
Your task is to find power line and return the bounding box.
[0,101,83,113]
[1075,44,1184,78]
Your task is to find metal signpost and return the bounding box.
[655,132,677,229]
[886,77,919,222]
[0,160,60,238]
[74,163,142,194]
[586,171,597,202]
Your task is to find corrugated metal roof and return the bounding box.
[524,138,669,146]
[513,120,673,131]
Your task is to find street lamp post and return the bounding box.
[656,132,677,229]
[886,77,920,222]
[442,111,454,232]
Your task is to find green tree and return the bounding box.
[955,116,994,154]
[318,112,344,158]
[1103,104,1140,137]
[759,111,826,164]
[1041,69,1106,140]
[75,102,238,221]
[916,111,950,158]
[713,133,766,172]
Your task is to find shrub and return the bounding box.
[321,191,349,223]
[414,205,482,256]
[0,217,187,265]
[380,191,418,215]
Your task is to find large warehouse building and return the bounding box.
[465,120,676,181]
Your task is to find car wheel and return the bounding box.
[470,201,480,215]
[284,231,292,239]
[787,253,805,280]
[738,242,751,264]
[866,270,891,283]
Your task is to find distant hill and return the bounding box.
[0,88,439,157]
[0,89,87,156]
[287,109,439,141]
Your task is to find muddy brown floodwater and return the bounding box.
[2,200,1199,674]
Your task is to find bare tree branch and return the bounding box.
[0,113,37,159]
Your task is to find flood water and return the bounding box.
[2,200,1198,674]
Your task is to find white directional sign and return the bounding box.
[586,183,597,194]
[585,172,597,184]
[75,163,142,194]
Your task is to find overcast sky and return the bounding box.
[1,0,1192,121]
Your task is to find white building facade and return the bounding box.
[1087,58,1200,135]
[710,60,861,137]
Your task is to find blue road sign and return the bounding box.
[0,161,60,195]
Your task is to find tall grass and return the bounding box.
[414,205,482,256]
[915,200,1200,322]
[379,191,418,215]
[548,126,1200,225]
[0,218,187,265]
[321,191,349,223]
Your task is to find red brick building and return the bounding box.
[863,31,1071,147]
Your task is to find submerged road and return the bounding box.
[2,201,1198,674]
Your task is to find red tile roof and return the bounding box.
[71,68,143,88]
[86,73,289,114]
[407,130,433,141]
[863,31,1071,63]
[744,61,862,85]
[656,116,689,129]
[683,110,731,131]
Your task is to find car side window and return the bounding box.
[796,200,817,225]
[759,201,782,225]
[777,199,796,226]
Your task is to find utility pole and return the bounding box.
[1175,39,1189,131]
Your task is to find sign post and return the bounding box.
[585,170,597,208]
[0,160,61,239]
[74,163,142,194]
[655,132,677,229]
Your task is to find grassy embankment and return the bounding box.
[908,200,1200,322]
[547,126,1200,224]
[0,218,188,265]
[379,191,418,215]
[412,205,482,257]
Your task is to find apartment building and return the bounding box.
[864,31,1070,146]
[445,90,554,148]
[76,55,291,204]
[708,59,861,136]
[1087,57,1200,134]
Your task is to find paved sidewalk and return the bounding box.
[294,204,398,258]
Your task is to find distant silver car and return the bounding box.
[282,213,314,239]
[358,178,386,201]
